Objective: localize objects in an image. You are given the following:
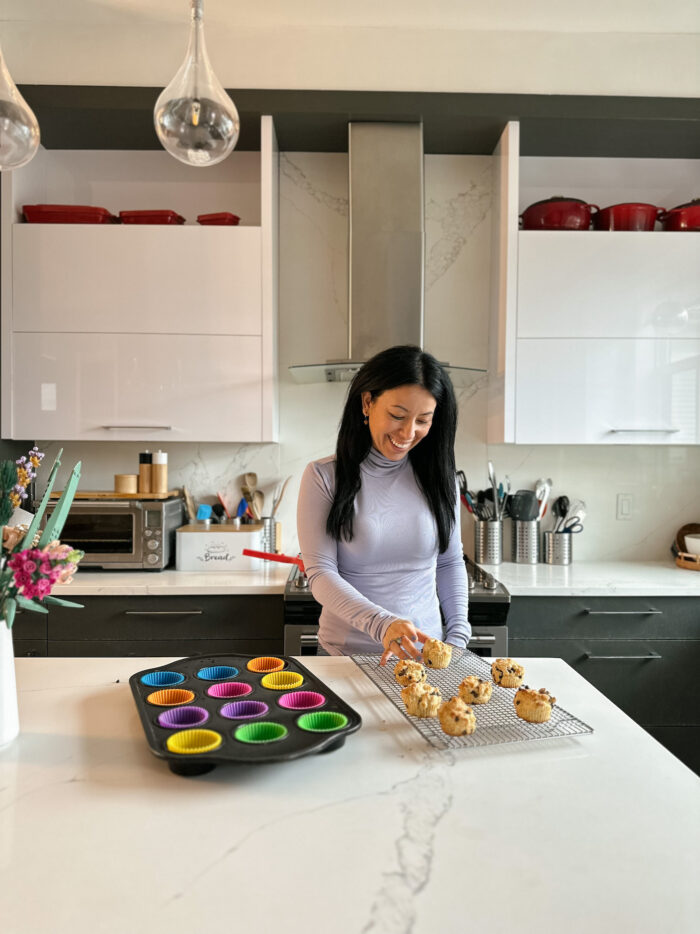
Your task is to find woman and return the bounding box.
[297,344,469,664]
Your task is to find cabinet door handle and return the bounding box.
[123,610,204,616]
[608,428,680,434]
[469,634,496,645]
[584,652,662,660]
[102,425,173,431]
[584,609,662,616]
[299,634,319,646]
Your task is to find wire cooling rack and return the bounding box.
[351,650,594,751]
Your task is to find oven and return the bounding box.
[283,557,510,656]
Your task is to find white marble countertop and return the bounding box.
[55,560,700,600]
[482,559,700,596]
[1,655,697,934]
[54,564,291,596]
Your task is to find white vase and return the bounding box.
[0,619,19,747]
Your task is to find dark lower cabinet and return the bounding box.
[14,594,285,658]
[508,595,700,776]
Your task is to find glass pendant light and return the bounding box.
[154,0,240,167]
[0,43,40,171]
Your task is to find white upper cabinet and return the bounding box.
[1,117,279,442]
[488,122,700,444]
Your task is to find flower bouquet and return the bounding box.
[0,446,83,747]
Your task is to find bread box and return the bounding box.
[176,524,263,572]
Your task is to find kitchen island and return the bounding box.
[1,656,698,934]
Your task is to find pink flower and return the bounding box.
[34,579,51,598]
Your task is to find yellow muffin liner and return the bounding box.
[166,729,223,755]
[260,671,304,691]
[247,656,285,673]
[147,688,195,706]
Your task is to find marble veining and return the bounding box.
[425,181,491,291]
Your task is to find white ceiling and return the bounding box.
[2,0,699,33]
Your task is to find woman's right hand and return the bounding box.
[380,620,429,666]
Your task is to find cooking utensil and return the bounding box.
[271,476,291,517]
[520,196,599,231]
[487,461,500,519]
[561,517,583,533]
[242,548,305,573]
[658,198,700,231]
[535,477,552,520]
[252,490,264,521]
[217,491,231,519]
[509,490,540,521]
[244,472,258,491]
[593,202,664,231]
[181,485,196,521]
[552,495,570,532]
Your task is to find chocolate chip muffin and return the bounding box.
[491,657,525,688]
[401,681,442,718]
[393,659,427,688]
[422,638,452,669]
[438,697,477,736]
[458,675,493,705]
[514,686,557,723]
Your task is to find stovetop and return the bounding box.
[284,558,510,604]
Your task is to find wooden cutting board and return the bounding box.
[49,490,180,500]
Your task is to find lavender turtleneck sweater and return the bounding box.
[296,448,470,656]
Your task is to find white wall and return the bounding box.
[38,152,700,563]
[4,1,699,97]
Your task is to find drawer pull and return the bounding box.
[123,610,204,616]
[584,652,662,660]
[469,634,496,645]
[608,428,680,434]
[299,634,319,646]
[584,609,662,616]
[103,425,173,431]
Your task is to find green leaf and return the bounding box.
[41,595,84,609]
[15,595,49,614]
[38,460,81,547]
[20,448,63,550]
[4,597,16,628]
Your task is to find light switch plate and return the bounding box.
[616,493,633,520]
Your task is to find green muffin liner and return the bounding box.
[234,721,288,744]
[296,711,349,733]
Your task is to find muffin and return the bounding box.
[458,675,493,705]
[401,681,442,718]
[422,638,452,669]
[394,659,427,688]
[514,686,557,723]
[438,697,477,736]
[491,658,525,688]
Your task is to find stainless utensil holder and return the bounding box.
[543,530,572,565]
[474,519,502,565]
[260,517,280,554]
[512,519,539,564]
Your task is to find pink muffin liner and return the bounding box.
[278,691,326,711]
[207,681,253,699]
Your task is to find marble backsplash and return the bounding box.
[38,153,700,563]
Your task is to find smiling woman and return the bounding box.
[296,344,470,661]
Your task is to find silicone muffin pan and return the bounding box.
[130,654,362,776]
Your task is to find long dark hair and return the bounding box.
[327,345,458,553]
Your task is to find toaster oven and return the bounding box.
[39,495,185,570]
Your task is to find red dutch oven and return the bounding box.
[657,199,700,231]
[520,196,599,230]
[593,202,664,231]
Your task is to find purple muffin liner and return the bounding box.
[158,706,209,729]
[220,700,269,720]
[278,691,326,711]
[207,681,253,699]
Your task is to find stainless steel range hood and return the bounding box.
[289,122,485,387]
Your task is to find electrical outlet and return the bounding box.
[616,493,633,520]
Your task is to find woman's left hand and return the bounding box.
[380,619,429,666]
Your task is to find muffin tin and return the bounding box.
[130,654,362,776]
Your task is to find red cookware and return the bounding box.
[242,549,305,573]
[520,196,599,230]
[119,210,185,225]
[593,202,664,231]
[657,199,700,231]
[23,204,116,224]
[197,212,240,226]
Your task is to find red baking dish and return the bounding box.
[119,210,186,225]
[520,196,599,230]
[657,199,700,231]
[593,202,664,231]
[23,204,116,224]
[197,212,241,226]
